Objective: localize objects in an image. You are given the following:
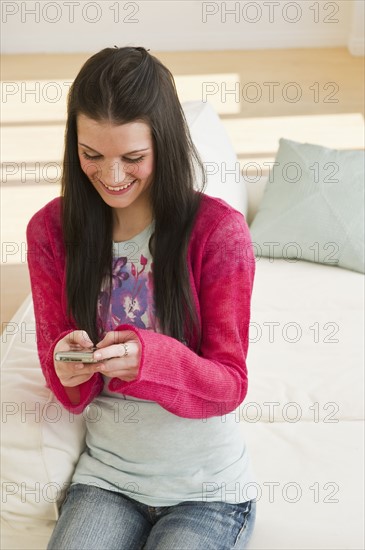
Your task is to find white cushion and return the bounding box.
[0,295,86,548]
[249,138,365,273]
[246,257,364,421]
[243,421,364,550]
[182,100,248,218]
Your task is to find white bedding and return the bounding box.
[245,257,364,549]
[248,257,364,421]
[1,255,364,549]
[245,420,364,550]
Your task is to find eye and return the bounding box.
[82,152,101,160]
[124,157,144,164]
[81,153,144,163]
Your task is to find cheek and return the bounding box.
[139,158,154,180]
[79,159,100,180]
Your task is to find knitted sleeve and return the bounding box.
[107,210,256,419]
[26,201,103,413]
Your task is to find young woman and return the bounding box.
[27,46,257,550]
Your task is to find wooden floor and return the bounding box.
[1,47,364,328]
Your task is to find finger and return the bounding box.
[96,332,119,348]
[104,369,138,382]
[97,360,137,381]
[71,362,84,369]
[96,330,137,348]
[68,330,94,348]
[93,342,135,362]
[95,357,132,371]
[73,362,104,373]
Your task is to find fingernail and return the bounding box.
[94,352,102,360]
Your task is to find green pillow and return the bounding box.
[249,138,365,274]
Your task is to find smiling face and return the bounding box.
[77,114,155,231]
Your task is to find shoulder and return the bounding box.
[191,192,250,243]
[188,193,255,287]
[27,197,62,235]
[26,197,63,252]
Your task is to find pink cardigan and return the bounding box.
[26,194,256,418]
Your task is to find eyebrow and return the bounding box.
[78,143,150,155]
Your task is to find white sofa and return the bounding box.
[1,101,364,549]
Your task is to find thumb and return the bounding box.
[68,330,94,348]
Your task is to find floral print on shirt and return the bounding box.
[97,253,158,337]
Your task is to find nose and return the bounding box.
[101,162,135,186]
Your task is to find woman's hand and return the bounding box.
[93,330,141,382]
[53,330,100,387]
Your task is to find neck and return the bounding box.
[112,206,153,242]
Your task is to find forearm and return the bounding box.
[26,207,102,413]
[107,323,248,419]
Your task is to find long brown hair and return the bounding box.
[62,46,206,347]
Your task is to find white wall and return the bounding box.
[348,0,365,55]
[1,0,356,54]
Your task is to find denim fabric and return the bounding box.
[47,483,256,550]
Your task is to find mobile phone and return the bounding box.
[54,349,98,363]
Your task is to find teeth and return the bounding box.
[103,180,135,191]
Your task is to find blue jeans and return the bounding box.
[47,483,256,549]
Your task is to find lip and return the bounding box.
[98,178,137,195]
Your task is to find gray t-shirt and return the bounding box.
[71,222,256,506]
